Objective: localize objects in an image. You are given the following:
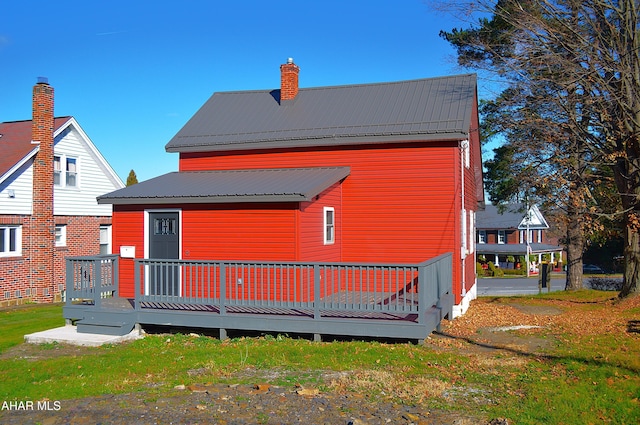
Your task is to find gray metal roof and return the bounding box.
[477,243,563,255]
[477,204,549,230]
[165,74,477,153]
[97,167,350,205]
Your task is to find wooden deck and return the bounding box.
[63,254,453,342]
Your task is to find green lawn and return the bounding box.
[0,304,65,353]
[1,294,638,424]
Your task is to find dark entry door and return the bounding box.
[148,212,179,296]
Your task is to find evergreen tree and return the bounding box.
[126,169,138,186]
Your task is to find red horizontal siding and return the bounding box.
[112,205,145,298]
[182,203,297,262]
[298,181,342,262]
[179,142,459,266]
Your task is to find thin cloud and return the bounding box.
[96,30,129,36]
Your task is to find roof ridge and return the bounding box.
[213,73,477,96]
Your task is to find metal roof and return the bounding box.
[477,204,549,230]
[97,167,350,205]
[165,74,477,153]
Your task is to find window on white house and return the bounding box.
[55,225,66,247]
[100,225,112,255]
[0,226,21,257]
[498,230,506,244]
[53,156,61,186]
[66,157,77,187]
[478,230,487,244]
[324,207,335,245]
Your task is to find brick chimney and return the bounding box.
[31,77,55,302]
[280,58,299,101]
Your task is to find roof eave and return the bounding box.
[98,194,310,205]
[165,132,468,153]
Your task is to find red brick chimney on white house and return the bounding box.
[30,77,55,302]
[280,58,299,101]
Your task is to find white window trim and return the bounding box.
[100,225,112,255]
[55,225,67,247]
[0,225,22,257]
[323,207,335,245]
[478,230,487,244]
[498,230,506,244]
[53,154,79,188]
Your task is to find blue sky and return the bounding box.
[1,0,485,183]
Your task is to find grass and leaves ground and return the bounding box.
[1,291,639,424]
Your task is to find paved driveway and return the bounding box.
[477,276,566,296]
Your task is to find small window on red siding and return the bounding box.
[324,207,335,245]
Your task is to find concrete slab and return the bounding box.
[24,325,143,347]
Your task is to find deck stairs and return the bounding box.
[75,298,136,336]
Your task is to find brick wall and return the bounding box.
[0,215,112,307]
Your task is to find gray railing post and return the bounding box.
[93,258,101,309]
[313,264,321,320]
[219,263,227,315]
[112,255,119,298]
[134,259,141,311]
[65,259,73,306]
[418,263,426,325]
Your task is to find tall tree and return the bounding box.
[439,0,640,297]
[126,169,138,186]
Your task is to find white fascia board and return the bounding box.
[0,147,39,186]
[518,204,550,229]
[62,117,125,189]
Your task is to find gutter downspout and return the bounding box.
[460,139,469,298]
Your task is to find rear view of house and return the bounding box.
[0,79,124,306]
[66,60,484,340]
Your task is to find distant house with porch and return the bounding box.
[0,79,124,307]
[476,204,563,271]
[64,60,484,340]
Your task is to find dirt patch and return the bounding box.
[507,303,563,316]
[0,341,98,361]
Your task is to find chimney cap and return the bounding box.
[37,76,49,84]
[286,57,294,64]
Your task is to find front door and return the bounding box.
[148,212,179,296]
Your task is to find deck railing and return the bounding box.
[65,254,119,308]
[133,253,452,322]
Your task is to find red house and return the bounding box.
[96,60,484,320]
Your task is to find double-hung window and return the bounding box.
[55,225,67,247]
[100,225,112,255]
[0,226,21,257]
[53,156,62,185]
[498,230,506,244]
[324,207,335,245]
[53,155,78,187]
[478,230,487,244]
[66,158,77,187]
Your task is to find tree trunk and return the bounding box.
[565,201,584,290]
[621,212,640,297]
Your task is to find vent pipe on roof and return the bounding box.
[280,58,299,102]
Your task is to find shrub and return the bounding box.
[503,268,526,276]
[476,262,485,277]
[487,261,504,277]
